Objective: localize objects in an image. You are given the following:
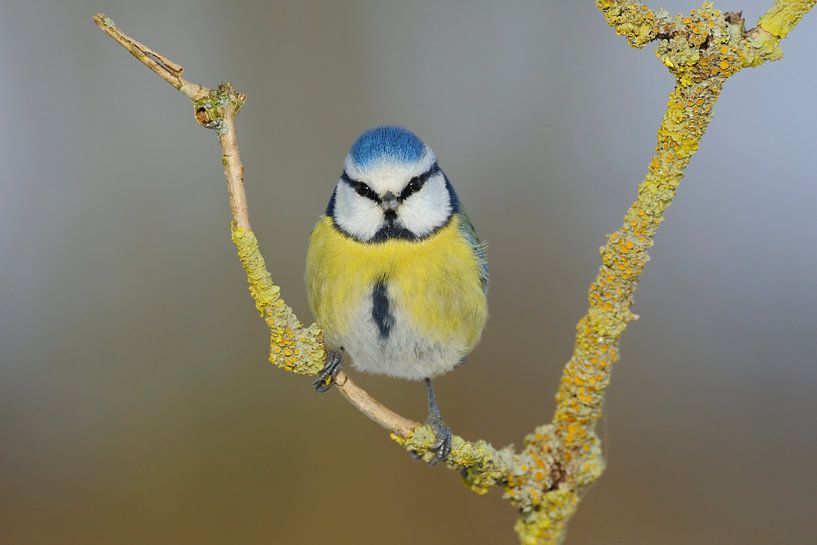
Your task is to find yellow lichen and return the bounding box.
[521,2,814,542]
[514,488,579,545]
[596,0,666,48]
[193,84,244,134]
[759,0,817,38]
[392,428,514,495]
[231,224,325,375]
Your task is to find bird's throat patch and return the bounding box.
[371,279,394,339]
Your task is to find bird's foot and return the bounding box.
[424,412,452,465]
[312,350,343,393]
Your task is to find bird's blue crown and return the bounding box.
[348,126,427,168]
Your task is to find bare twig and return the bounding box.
[93,14,205,100]
[92,12,416,435]
[335,372,416,436]
[93,2,814,543]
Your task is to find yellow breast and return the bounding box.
[306,215,487,351]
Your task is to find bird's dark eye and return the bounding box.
[355,182,371,197]
[408,177,423,192]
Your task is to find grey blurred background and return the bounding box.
[1,1,816,544]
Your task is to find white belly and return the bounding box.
[326,281,467,381]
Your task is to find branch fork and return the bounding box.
[93,2,814,542]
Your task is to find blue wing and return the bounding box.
[457,210,489,294]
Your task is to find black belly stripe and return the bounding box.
[372,279,394,339]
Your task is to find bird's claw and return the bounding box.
[425,414,452,465]
[312,350,343,393]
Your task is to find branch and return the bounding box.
[93,12,416,437]
[93,14,206,101]
[508,1,814,543]
[93,2,814,544]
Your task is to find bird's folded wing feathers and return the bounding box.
[457,210,489,294]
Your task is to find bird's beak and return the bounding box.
[381,191,399,212]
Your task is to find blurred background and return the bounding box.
[2,1,816,544]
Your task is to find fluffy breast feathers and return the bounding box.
[306,214,488,375]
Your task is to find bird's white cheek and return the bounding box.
[332,184,383,240]
[397,176,451,237]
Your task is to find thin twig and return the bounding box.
[335,371,416,436]
[93,13,205,100]
[92,11,417,435]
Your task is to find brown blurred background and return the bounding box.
[1,1,816,544]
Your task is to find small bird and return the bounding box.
[306,126,488,463]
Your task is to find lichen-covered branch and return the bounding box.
[231,225,418,435]
[92,12,416,437]
[759,0,816,38]
[505,3,813,543]
[93,2,813,544]
[597,0,668,47]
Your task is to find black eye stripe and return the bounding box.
[340,162,441,204]
[399,162,440,201]
[340,172,380,203]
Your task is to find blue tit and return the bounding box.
[306,126,488,462]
